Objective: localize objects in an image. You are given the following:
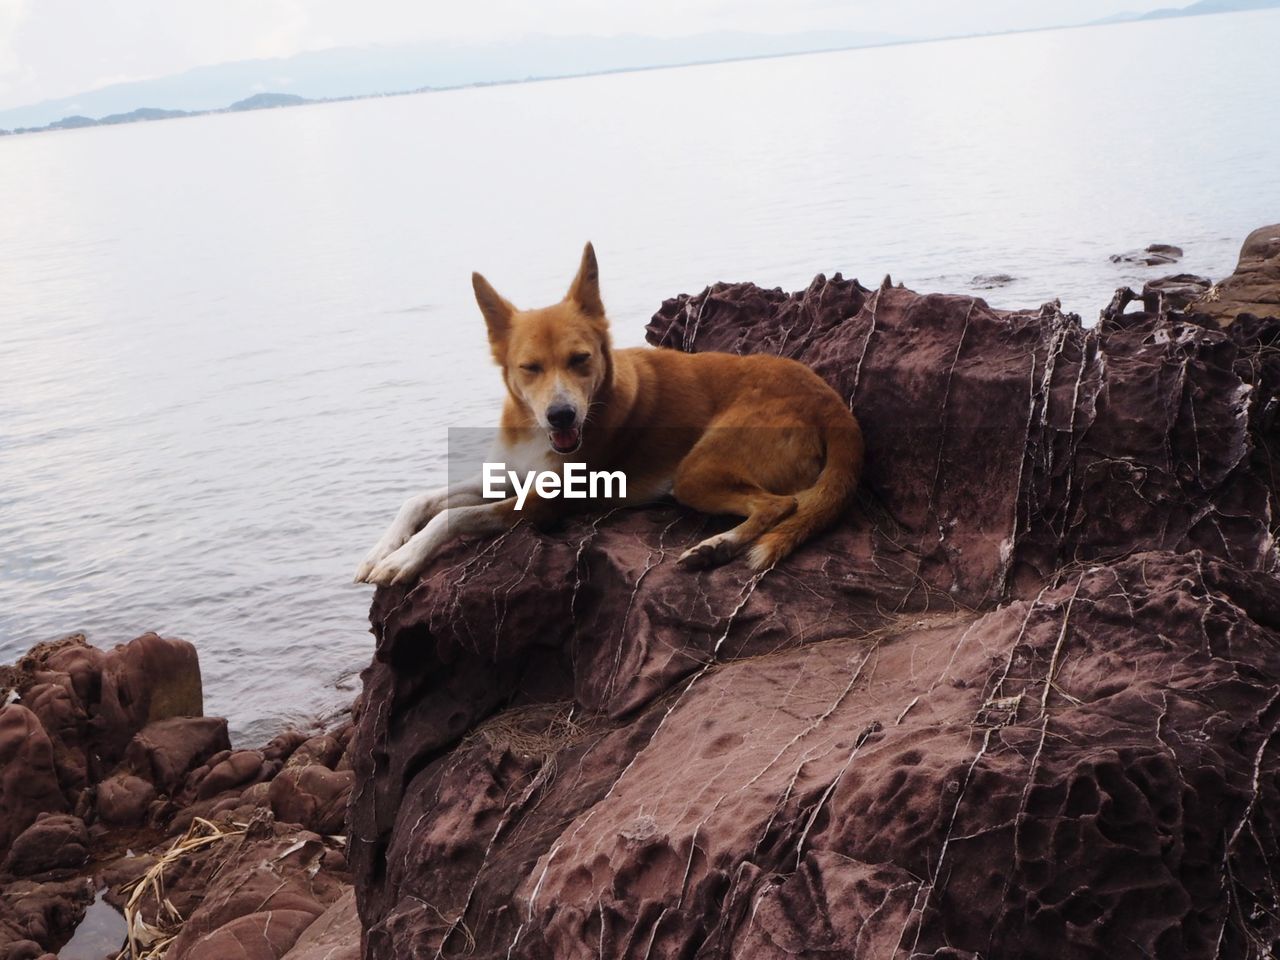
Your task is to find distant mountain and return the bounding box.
[228,92,313,111]
[0,31,899,132]
[98,107,191,125]
[1091,0,1279,23]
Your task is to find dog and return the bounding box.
[354,244,863,586]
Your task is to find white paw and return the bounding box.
[364,542,425,586]
[364,514,450,586]
[353,540,397,582]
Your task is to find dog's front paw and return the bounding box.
[354,533,408,583]
[364,541,428,587]
[354,550,386,584]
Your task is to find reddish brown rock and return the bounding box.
[94,632,204,765]
[283,734,343,770]
[2,815,88,877]
[269,766,355,835]
[350,263,1280,958]
[122,716,231,795]
[149,819,348,959]
[182,909,320,960]
[262,730,309,765]
[0,705,68,855]
[18,680,89,798]
[280,888,360,960]
[95,773,157,827]
[0,877,93,954]
[187,749,271,802]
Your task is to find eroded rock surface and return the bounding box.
[352,264,1280,958]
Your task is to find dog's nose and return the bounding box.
[547,404,577,429]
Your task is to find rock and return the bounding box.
[262,730,309,765]
[2,815,88,876]
[280,888,360,960]
[349,264,1280,957]
[1110,242,1184,265]
[95,773,157,827]
[187,749,270,802]
[182,909,320,960]
[150,821,348,958]
[0,705,68,856]
[282,734,342,770]
[7,632,205,794]
[268,766,354,834]
[94,633,204,765]
[1192,222,1280,325]
[18,680,89,798]
[1141,272,1213,312]
[0,877,93,954]
[122,716,231,795]
[970,272,1015,289]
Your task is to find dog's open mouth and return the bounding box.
[549,426,582,455]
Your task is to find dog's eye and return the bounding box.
[569,352,591,367]
[519,362,543,374]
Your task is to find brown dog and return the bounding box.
[355,244,863,586]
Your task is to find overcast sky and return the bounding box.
[0,0,1178,111]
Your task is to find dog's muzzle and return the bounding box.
[546,404,581,454]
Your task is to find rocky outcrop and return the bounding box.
[351,252,1280,957]
[0,633,358,959]
[1192,222,1280,325]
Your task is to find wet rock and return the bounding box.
[0,705,68,855]
[351,259,1280,957]
[1192,222,1280,325]
[0,877,93,954]
[95,773,157,827]
[1110,242,1184,265]
[122,716,231,795]
[269,766,354,835]
[2,815,88,877]
[971,272,1015,289]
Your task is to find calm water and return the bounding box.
[2,13,1278,743]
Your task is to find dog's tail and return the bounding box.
[747,415,863,571]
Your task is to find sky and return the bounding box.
[0,0,1181,113]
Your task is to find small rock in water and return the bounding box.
[971,273,1016,289]
[1110,243,1184,266]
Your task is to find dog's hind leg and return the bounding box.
[354,477,489,582]
[672,460,797,570]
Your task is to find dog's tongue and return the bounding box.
[551,427,580,452]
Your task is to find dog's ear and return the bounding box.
[473,272,515,357]
[566,242,604,318]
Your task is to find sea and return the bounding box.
[2,10,1278,743]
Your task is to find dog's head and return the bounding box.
[473,243,612,456]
